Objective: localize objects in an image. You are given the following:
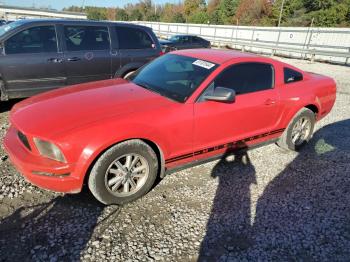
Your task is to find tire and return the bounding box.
[88,139,158,205]
[123,70,136,80]
[277,108,316,151]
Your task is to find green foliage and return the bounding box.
[188,11,210,24]
[129,8,143,21]
[303,0,336,11]
[219,0,240,24]
[172,13,186,23]
[115,9,129,21]
[209,9,224,24]
[309,3,350,26]
[184,0,206,17]
[86,7,107,20]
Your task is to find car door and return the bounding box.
[113,26,159,74]
[63,24,112,85]
[193,62,280,158]
[1,24,65,98]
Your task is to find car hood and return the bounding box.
[10,78,175,138]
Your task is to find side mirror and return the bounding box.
[204,87,235,103]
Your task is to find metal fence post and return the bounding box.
[230,27,235,48]
[213,27,217,47]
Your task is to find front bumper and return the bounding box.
[3,126,82,193]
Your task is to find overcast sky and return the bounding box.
[4,0,179,10]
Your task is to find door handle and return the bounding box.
[67,57,81,62]
[264,99,276,105]
[47,58,63,63]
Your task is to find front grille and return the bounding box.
[18,131,31,151]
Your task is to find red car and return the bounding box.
[4,49,336,205]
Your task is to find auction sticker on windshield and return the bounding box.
[192,60,215,69]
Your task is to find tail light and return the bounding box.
[159,51,164,56]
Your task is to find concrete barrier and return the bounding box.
[133,21,350,65]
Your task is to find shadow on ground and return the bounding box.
[0,99,22,114]
[0,189,121,261]
[199,119,350,260]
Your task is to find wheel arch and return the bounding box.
[82,138,166,189]
[114,62,144,78]
[304,104,319,116]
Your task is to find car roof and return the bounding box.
[172,49,260,64]
[10,19,150,30]
[173,34,200,37]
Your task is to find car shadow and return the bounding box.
[0,189,121,261]
[199,119,350,260]
[198,147,257,260]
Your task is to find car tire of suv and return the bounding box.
[123,71,136,79]
[277,108,316,151]
[88,139,158,205]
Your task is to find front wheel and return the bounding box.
[277,108,316,151]
[88,140,158,205]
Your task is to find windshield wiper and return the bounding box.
[135,81,166,96]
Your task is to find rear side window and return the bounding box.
[284,67,303,84]
[64,26,110,51]
[115,27,153,49]
[214,63,274,95]
[5,26,57,54]
[192,37,201,43]
[181,36,191,43]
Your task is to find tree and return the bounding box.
[115,8,129,21]
[219,0,240,24]
[129,8,143,21]
[184,0,206,18]
[235,0,272,25]
[188,11,210,24]
[86,7,107,20]
[303,0,336,11]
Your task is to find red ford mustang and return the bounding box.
[4,49,336,205]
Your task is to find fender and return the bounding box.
[66,123,170,189]
[279,96,321,129]
[114,62,145,78]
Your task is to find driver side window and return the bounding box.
[200,62,274,101]
[5,25,57,54]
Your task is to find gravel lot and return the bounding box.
[0,57,349,261]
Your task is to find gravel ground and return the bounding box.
[0,57,349,261]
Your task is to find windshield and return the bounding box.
[130,54,218,102]
[0,20,26,38]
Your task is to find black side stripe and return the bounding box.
[165,128,285,164]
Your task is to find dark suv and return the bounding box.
[0,19,162,100]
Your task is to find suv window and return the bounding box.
[181,36,190,43]
[115,27,153,49]
[192,36,201,43]
[5,25,57,54]
[211,62,274,95]
[284,67,303,84]
[64,26,110,51]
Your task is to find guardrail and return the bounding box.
[133,21,350,65]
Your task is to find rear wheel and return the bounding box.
[88,140,158,205]
[277,108,316,151]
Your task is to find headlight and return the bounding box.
[33,138,67,163]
